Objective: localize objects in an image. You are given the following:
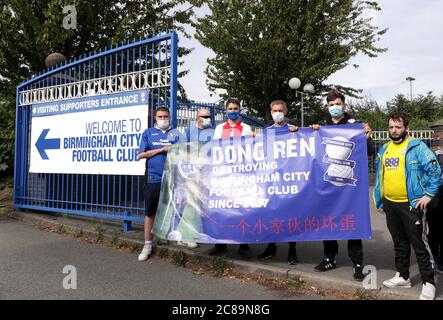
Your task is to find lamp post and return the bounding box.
[289,77,315,127]
[406,76,415,101]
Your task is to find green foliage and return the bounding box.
[348,97,388,129]
[94,224,104,241]
[110,229,121,246]
[0,0,195,174]
[57,224,69,234]
[194,0,387,122]
[209,256,231,276]
[172,250,188,267]
[348,92,443,130]
[288,275,306,289]
[354,288,375,300]
[1,0,194,76]
[0,97,15,175]
[0,175,13,190]
[297,96,331,126]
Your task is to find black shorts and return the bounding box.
[143,183,161,217]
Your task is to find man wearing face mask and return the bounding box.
[137,107,177,261]
[210,98,254,258]
[185,108,214,143]
[213,98,253,139]
[374,112,442,300]
[256,100,300,264]
[310,89,374,281]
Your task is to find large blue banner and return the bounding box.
[153,124,372,243]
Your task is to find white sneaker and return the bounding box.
[177,241,199,249]
[382,272,412,288]
[138,245,152,261]
[419,283,436,300]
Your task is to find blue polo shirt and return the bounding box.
[184,126,214,143]
[138,126,177,184]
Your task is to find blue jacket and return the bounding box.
[374,138,442,209]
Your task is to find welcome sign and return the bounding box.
[29,90,148,175]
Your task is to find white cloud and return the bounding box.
[180,0,443,105]
[327,0,443,104]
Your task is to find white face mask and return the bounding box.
[272,112,285,123]
[201,118,212,128]
[157,119,170,130]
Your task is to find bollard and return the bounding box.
[123,210,132,233]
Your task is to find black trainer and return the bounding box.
[257,244,277,260]
[314,258,336,272]
[238,244,252,259]
[287,249,298,265]
[209,244,228,256]
[353,264,365,281]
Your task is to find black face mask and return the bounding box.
[389,130,407,142]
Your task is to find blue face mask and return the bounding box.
[328,105,344,117]
[227,111,240,120]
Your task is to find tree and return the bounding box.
[0,0,195,176]
[347,92,443,131]
[0,98,14,172]
[194,0,387,122]
[349,97,387,129]
[386,92,443,128]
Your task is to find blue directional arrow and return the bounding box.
[35,129,60,160]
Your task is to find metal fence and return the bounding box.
[14,33,179,230]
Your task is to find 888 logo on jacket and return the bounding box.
[384,157,400,168]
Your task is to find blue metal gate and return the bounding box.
[14,33,178,230]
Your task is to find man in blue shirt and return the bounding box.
[137,107,177,261]
[257,100,299,264]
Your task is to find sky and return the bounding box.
[178,0,443,106]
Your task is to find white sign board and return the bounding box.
[30,90,149,175]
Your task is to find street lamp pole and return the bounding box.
[406,76,415,101]
[289,77,314,127]
[300,92,304,128]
